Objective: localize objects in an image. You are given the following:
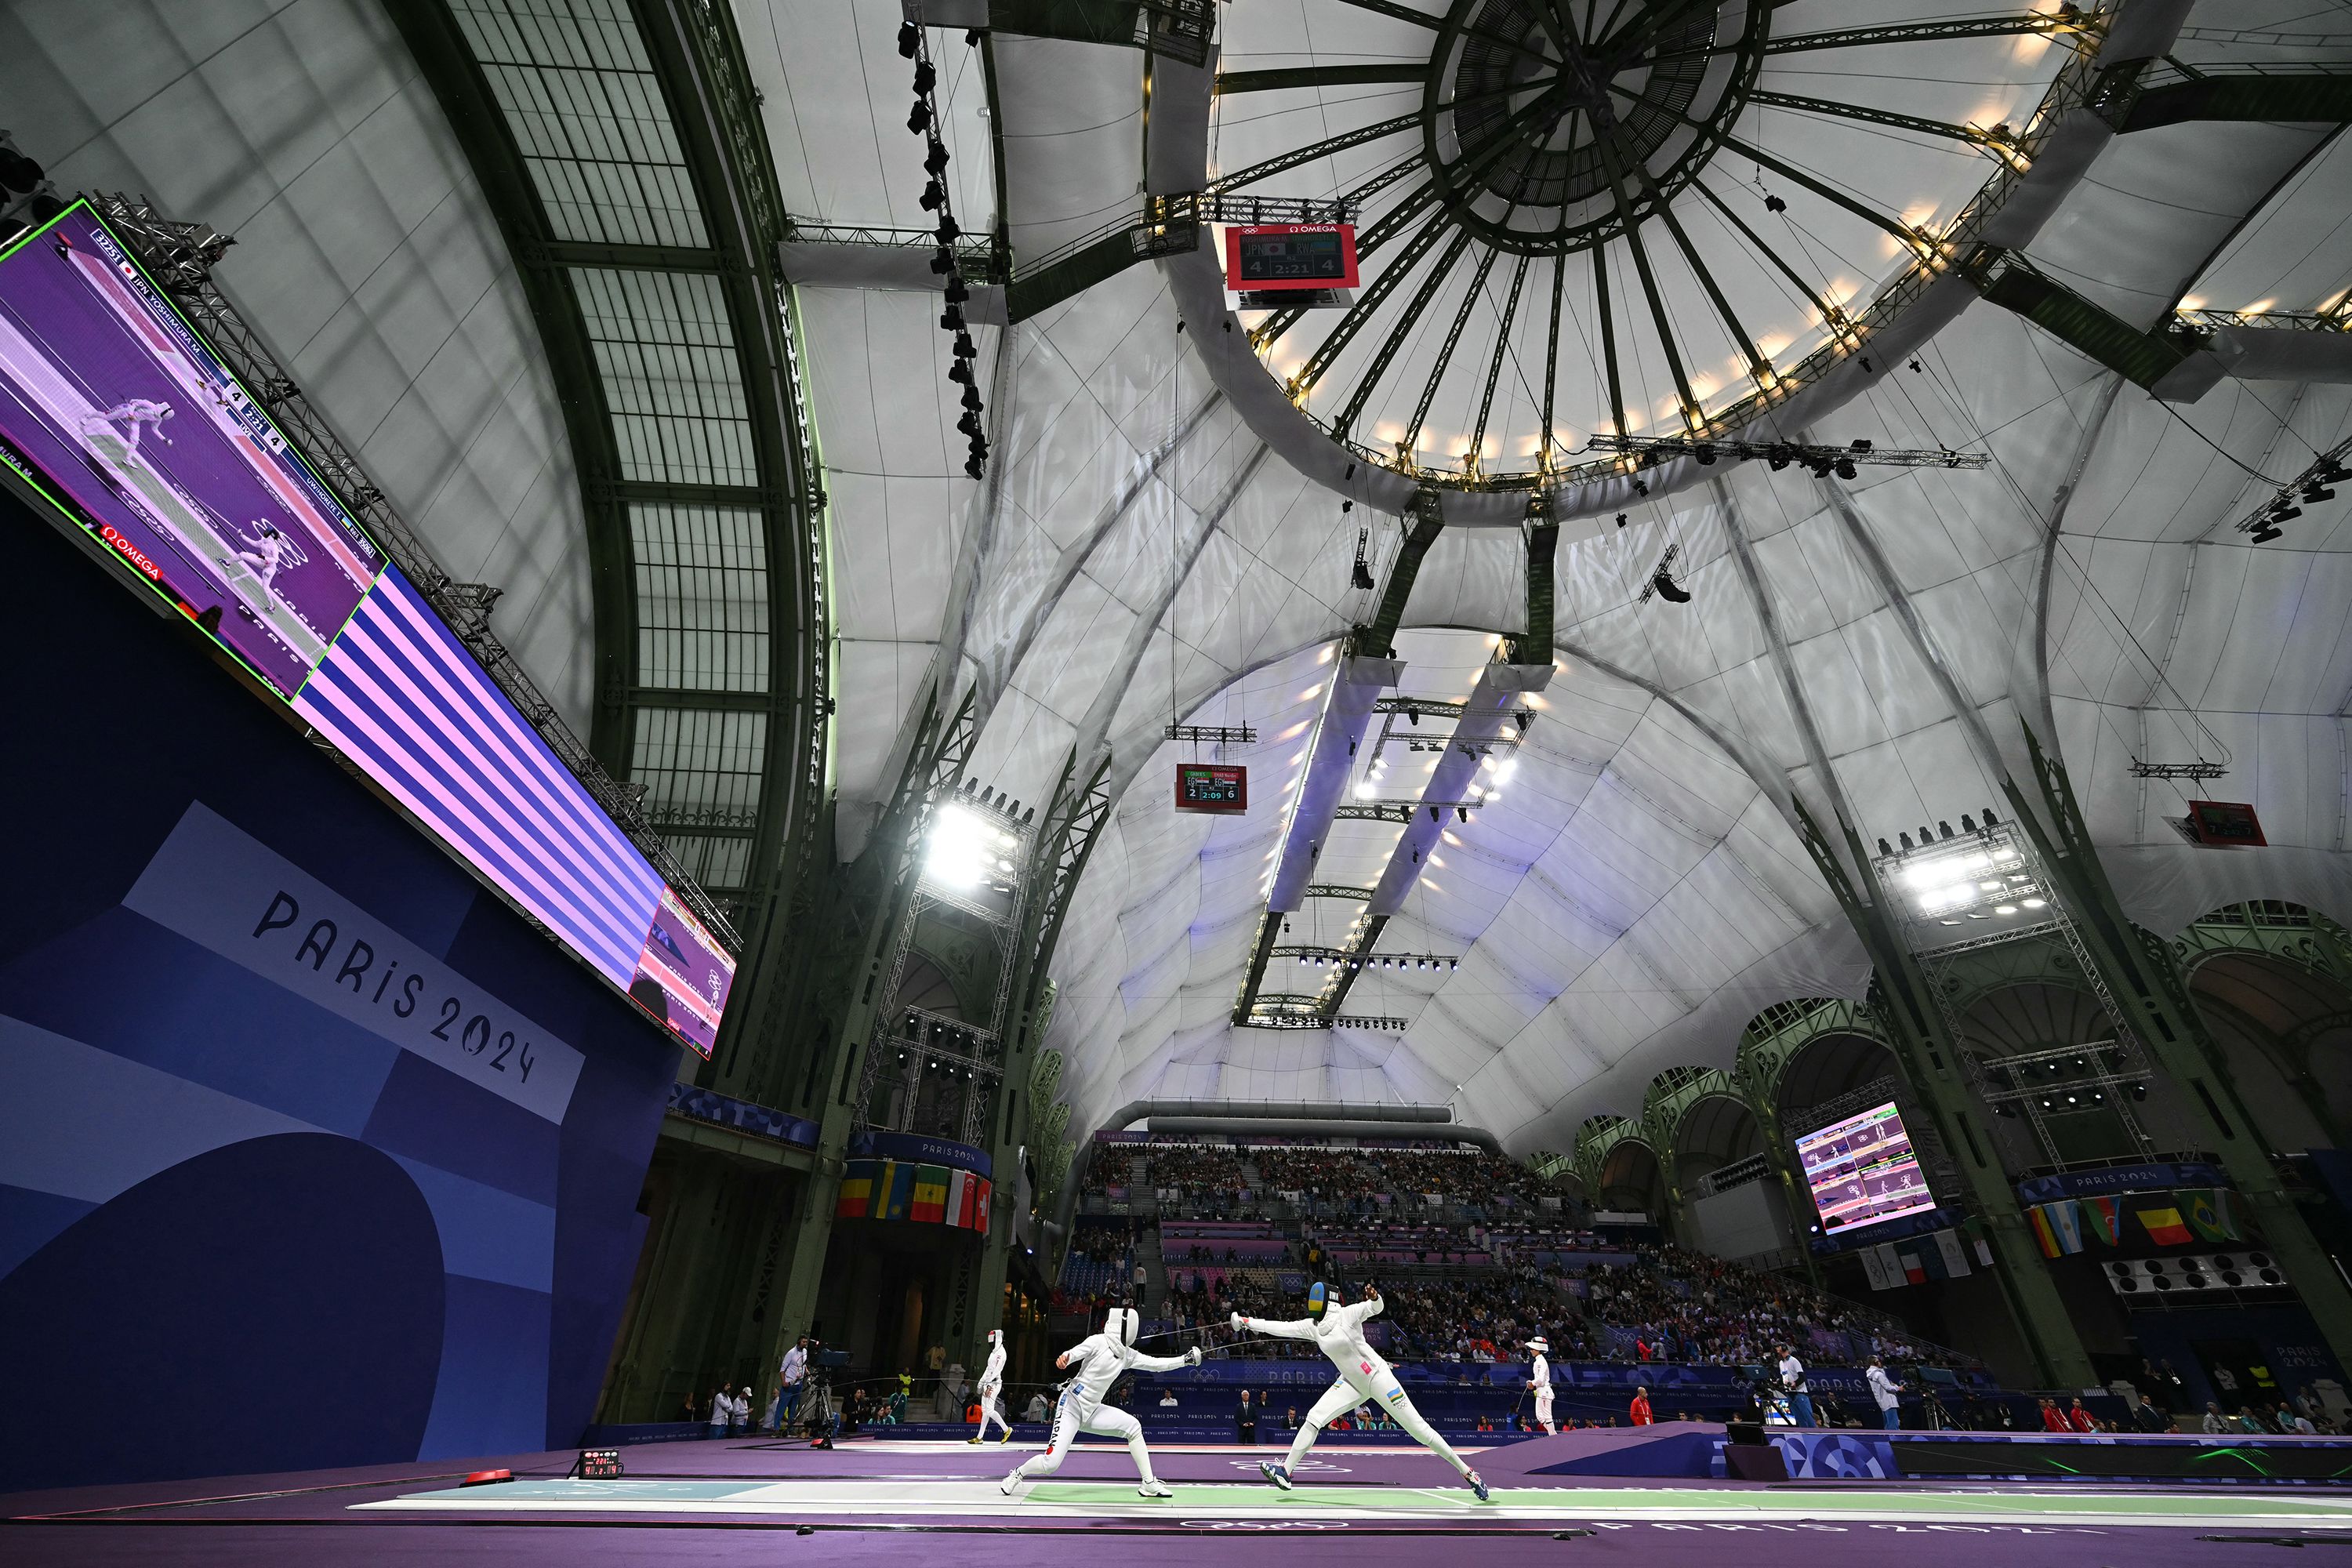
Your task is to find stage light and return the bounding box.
[913,60,935,94]
[908,101,931,133]
[1834,458,1857,480]
[1996,904,2018,915]
[1354,781,1377,799]
[898,21,919,55]
[926,803,1015,888]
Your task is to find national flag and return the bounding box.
[971,1176,992,1234]
[911,1163,949,1224]
[2184,1189,2240,1243]
[1900,1250,1928,1285]
[878,1160,916,1221]
[1859,1246,1892,1290]
[835,1160,875,1219]
[2082,1196,2122,1247]
[2027,1205,2061,1258]
[2046,1200,2085,1255]
[2138,1203,2193,1247]
[945,1169,971,1228]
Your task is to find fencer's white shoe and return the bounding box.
[1468,1470,1490,1503]
[1258,1461,1293,1490]
[1000,1473,1021,1497]
[1137,1479,1174,1499]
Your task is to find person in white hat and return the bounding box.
[1526,1336,1555,1435]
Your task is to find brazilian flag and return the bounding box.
[2184,1188,2239,1243]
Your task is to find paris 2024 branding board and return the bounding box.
[0,201,733,1054]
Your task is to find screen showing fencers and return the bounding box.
[0,199,735,1054]
[1794,1101,1936,1235]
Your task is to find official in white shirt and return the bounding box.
[1776,1343,1816,1428]
[775,1338,810,1432]
[1865,1356,1904,1430]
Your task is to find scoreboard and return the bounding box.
[1223,224,1359,292]
[1174,763,1248,814]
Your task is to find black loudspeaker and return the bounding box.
[1726,1445,1788,1482]
[1725,1420,1766,1446]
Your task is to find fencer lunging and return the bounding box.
[1234,1282,1488,1501]
[1526,1336,1556,1434]
[1002,1307,1197,1498]
[970,1327,1012,1444]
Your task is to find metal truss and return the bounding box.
[1302,884,1375,902]
[1240,1009,1411,1032]
[2128,759,2228,781]
[1276,946,1460,971]
[1333,799,1489,822]
[1585,432,1990,474]
[1163,724,1258,744]
[2232,436,2351,543]
[779,220,1007,281]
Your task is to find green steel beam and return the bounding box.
[1218,64,1427,93]
[1006,210,1201,321]
[1523,509,1559,655]
[2010,730,2352,1370]
[1747,89,1984,149]
[1788,799,2096,1387]
[1359,490,1446,658]
[1965,252,2196,389]
[1653,13,2095,64]
[2118,71,2352,133]
[378,0,638,780]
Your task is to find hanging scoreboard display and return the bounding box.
[1174,763,1247,814]
[2184,800,2267,847]
[1223,223,1359,292]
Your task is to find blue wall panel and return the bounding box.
[0,494,678,1491]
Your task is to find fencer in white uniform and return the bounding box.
[1001,1307,1197,1497]
[1234,1281,1488,1501]
[970,1327,1012,1444]
[1526,1336,1555,1434]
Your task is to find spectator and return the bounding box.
[1025,1390,1050,1422]
[1776,1343,1815,1428]
[1158,1387,1179,1407]
[2131,1392,2172,1433]
[708,1388,731,1439]
[2201,1401,2227,1434]
[1630,1385,1654,1425]
[775,1338,809,1432]
[1865,1356,1903,1430]
[2039,1398,2068,1432]
[2066,1397,2096,1433]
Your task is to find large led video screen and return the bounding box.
[1795,1101,1936,1236]
[0,200,734,1054]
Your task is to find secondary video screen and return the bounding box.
[1795,1101,1936,1235]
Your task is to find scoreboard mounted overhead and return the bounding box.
[1174,763,1247,815]
[1223,223,1359,293]
[2184,800,2267,847]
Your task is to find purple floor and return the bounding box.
[4,1434,2339,1567]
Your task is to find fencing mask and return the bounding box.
[1526,1337,1550,1355]
[1105,1306,1139,1347]
[1305,1281,1330,1322]
[987,1328,1003,1348]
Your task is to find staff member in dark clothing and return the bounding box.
[1238,1388,1258,1445]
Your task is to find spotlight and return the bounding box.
[930,247,955,275]
[948,359,972,384]
[897,21,919,56]
[920,178,945,211]
[1834,458,1858,480]
[958,411,982,437]
[953,331,976,358]
[940,305,965,331]
[1898,832,1913,851]
[908,101,931,134]
[1961,813,1976,832]
[964,453,985,480]
[961,383,982,410]
[2251,524,2284,543]
[1693,444,1716,465]
[1878,837,1893,856]
[924,140,950,176]
[945,274,968,303]
[935,213,961,243]
[2271,503,2303,523]
[2306,485,2336,503]
[913,60,936,94]
[1984,807,1998,825]
[1938,821,1954,840]
[1764,194,1787,214]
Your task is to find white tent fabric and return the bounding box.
[762,0,2352,1154]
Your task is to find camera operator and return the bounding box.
[1774,1342,1815,1428]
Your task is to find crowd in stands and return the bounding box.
[1563,1242,1947,1367]
[1061,1138,1985,1382]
